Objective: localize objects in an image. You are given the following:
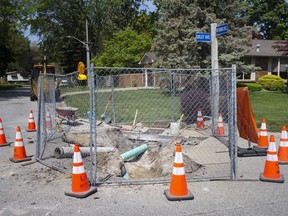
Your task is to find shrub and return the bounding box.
[237,82,262,92]
[237,82,247,88]
[246,83,262,92]
[258,75,286,91]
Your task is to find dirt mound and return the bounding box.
[62,127,203,180]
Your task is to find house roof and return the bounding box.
[139,40,288,65]
[139,52,159,65]
[245,40,288,57]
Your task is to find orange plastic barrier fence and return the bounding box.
[236,87,259,144]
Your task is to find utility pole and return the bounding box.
[85,19,90,69]
[67,20,90,70]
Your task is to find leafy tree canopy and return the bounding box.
[19,0,157,72]
[242,0,288,40]
[0,0,32,76]
[153,0,253,71]
[92,28,153,67]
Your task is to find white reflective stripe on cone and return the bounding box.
[174,152,183,163]
[266,154,278,161]
[268,143,277,152]
[260,131,267,136]
[197,117,203,121]
[281,131,287,139]
[0,130,4,134]
[280,141,288,147]
[29,119,34,122]
[172,167,185,175]
[15,140,24,147]
[218,123,224,127]
[15,132,22,139]
[73,152,82,163]
[73,166,85,174]
[261,123,266,129]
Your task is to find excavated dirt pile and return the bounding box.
[62,125,204,181]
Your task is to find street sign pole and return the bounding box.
[211,23,219,135]
[195,23,228,135]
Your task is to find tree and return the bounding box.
[0,0,32,76]
[92,28,153,67]
[243,0,288,40]
[21,0,151,72]
[7,31,32,72]
[152,0,253,69]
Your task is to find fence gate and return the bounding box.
[36,65,237,185]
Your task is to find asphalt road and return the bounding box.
[1,87,288,216]
[0,86,38,141]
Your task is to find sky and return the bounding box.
[25,1,157,43]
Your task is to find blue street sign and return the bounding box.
[196,32,211,42]
[216,24,228,35]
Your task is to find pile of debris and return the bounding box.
[60,125,204,181]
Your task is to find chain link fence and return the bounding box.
[36,65,237,185]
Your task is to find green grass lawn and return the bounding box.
[0,84,23,91]
[65,89,181,124]
[60,85,89,93]
[249,91,288,132]
[64,88,288,132]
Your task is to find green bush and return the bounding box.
[245,83,262,92]
[237,82,247,88]
[237,83,262,92]
[258,75,286,91]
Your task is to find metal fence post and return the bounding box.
[229,64,238,180]
[36,74,42,159]
[171,71,176,121]
[89,64,97,185]
[111,75,116,124]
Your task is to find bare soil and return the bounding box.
[61,123,205,180]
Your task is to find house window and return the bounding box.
[237,72,251,80]
[11,74,18,79]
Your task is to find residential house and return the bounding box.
[6,71,30,83]
[139,40,288,83]
[242,40,288,82]
[138,52,159,87]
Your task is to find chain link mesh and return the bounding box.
[36,66,237,184]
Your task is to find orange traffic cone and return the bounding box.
[164,144,194,201]
[217,113,225,136]
[65,144,97,198]
[10,126,31,163]
[196,109,204,129]
[278,125,288,164]
[0,118,11,147]
[260,135,284,183]
[45,110,52,129]
[27,110,37,132]
[258,118,269,148]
